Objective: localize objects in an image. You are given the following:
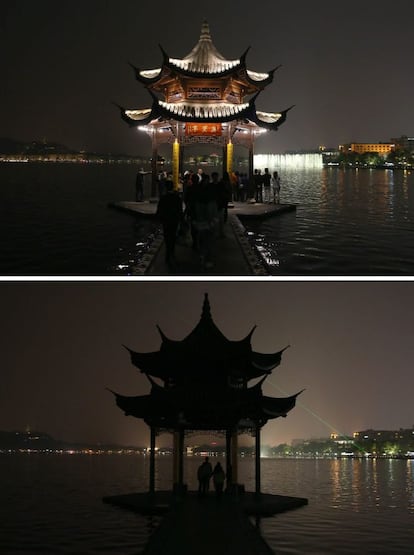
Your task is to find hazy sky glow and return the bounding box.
[2,281,413,447]
[3,1,414,155]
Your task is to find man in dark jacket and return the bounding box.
[254,169,264,203]
[156,180,183,270]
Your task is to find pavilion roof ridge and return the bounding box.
[168,20,241,75]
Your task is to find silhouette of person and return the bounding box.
[263,168,271,203]
[193,174,218,270]
[254,169,263,203]
[212,462,226,497]
[135,169,145,202]
[184,172,200,250]
[212,171,229,238]
[219,171,232,224]
[271,171,281,203]
[156,180,183,271]
[197,456,213,495]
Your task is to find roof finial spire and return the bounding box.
[200,20,212,42]
[202,293,212,320]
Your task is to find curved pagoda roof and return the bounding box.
[119,99,292,130]
[168,20,241,75]
[118,21,292,132]
[134,21,273,85]
[124,293,289,384]
[109,386,303,430]
[109,294,303,431]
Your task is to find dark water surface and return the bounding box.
[0,164,158,276]
[1,164,414,275]
[244,168,414,275]
[1,455,413,554]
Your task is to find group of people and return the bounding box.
[154,167,281,271]
[137,167,282,205]
[228,168,281,204]
[253,168,281,204]
[197,457,226,497]
[156,168,232,271]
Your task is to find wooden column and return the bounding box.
[255,425,261,495]
[248,142,254,182]
[226,141,234,175]
[226,429,232,488]
[231,428,238,486]
[178,429,184,488]
[149,426,156,493]
[172,430,179,486]
[172,139,180,190]
[173,429,185,493]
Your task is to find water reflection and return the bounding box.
[243,168,414,275]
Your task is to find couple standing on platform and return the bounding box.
[197,457,226,497]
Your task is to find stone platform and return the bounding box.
[107,201,296,276]
[103,490,308,555]
[108,200,296,220]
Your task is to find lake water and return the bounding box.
[0,163,159,276]
[244,168,414,275]
[1,164,414,276]
[1,454,413,554]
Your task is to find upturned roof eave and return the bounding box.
[251,345,290,372]
[131,61,274,97]
[109,387,303,428]
[261,390,304,419]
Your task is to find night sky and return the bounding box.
[1,281,413,447]
[3,1,414,155]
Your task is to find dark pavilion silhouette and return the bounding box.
[115,20,293,189]
[108,293,303,494]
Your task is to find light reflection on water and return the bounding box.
[1,164,414,275]
[1,455,413,554]
[243,168,414,275]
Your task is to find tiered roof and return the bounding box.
[118,21,292,132]
[110,294,302,431]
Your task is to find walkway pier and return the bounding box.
[103,491,308,555]
[108,201,296,276]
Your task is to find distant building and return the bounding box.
[390,135,414,152]
[339,142,395,155]
[353,427,414,443]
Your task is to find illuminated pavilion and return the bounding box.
[116,21,293,189]
[109,294,302,494]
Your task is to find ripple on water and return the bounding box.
[244,168,414,275]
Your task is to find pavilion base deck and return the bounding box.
[107,201,296,275]
[103,490,308,516]
[108,200,296,219]
[103,491,308,555]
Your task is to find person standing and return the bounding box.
[197,456,213,496]
[239,173,249,202]
[271,170,281,203]
[220,171,232,223]
[156,181,183,271]
[196,167,204,182]
[263,168,271,203]
[213,171,229,238]
[193,174,218,270]
[254,169,263,203]
[212,462,226,497]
